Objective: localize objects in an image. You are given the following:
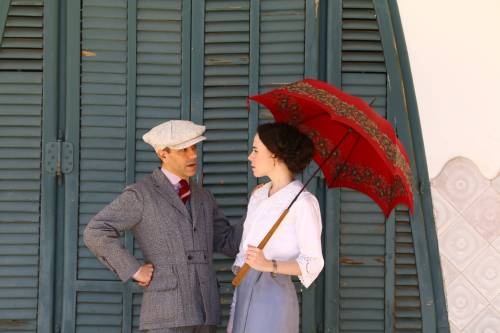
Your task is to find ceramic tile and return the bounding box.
[447,276,489,329]
[463,306,500,333]
[431,187,459,234]
[463,247,500,301]
[463,188,500,242]
[433,158,489,212]
[492,294,500,315]
[439,216,487,271]
[440,255,461,286]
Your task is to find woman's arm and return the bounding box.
[245,245,301,276]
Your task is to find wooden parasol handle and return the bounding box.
[232,208,290,287]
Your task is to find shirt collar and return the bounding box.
[160,167,184,188]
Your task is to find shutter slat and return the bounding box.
[77,0,128,284]
[0,2,43,331]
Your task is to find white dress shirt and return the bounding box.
[161,167,183,193]
[233,180,324,288]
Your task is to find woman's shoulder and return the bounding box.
[249,182,271,199]
[293,188,320,212]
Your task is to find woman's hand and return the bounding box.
[245,245,273,272]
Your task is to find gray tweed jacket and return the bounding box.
[83,168,242,330]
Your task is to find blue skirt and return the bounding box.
[231,269,299,333]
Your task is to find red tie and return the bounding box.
[178,179,191,204]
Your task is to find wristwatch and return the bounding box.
[271,259,278,277]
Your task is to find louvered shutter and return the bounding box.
[132,1,184,330]
[336,1,387,331]
[73,1,128,332]
[200,1,252,328]
[0,1,43,332]
[395,208,422,331]
[197,0,316,330]
[332,0,425,331]
[67,1,186,332]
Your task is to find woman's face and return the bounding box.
[248,134,274,178]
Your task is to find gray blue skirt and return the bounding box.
[231,268,299,333]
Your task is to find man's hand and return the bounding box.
[134,263,154,287]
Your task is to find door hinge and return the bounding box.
[45,140,74,176]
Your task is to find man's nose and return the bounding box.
[188,148,197,160]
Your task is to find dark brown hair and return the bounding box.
[257,122,314,173]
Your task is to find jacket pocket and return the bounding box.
[141,274,179,324]
[145,273,178,292]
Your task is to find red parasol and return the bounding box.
[232,79,414,286]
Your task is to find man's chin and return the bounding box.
[185,167,197,176]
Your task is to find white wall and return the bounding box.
[397,0,500,179]
[397,1,500,331]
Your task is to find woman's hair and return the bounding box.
[257,122,314,173]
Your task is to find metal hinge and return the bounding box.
[45,140,74,176]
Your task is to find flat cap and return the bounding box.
[143,120,206,151]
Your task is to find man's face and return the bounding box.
[158,145,198,179]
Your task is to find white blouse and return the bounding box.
[233,180,324,288]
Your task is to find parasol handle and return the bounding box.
[232,208,290,287]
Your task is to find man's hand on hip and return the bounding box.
[133,263,154,287]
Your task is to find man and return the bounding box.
[84,120,242,332]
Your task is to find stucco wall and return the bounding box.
[397,0,500,179]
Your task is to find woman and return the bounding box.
[228,123,324,333]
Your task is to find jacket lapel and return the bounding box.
[151,168,191,220]
[189,181,204,230]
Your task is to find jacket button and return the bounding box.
[193,227,197,232]
[188,255,193,260]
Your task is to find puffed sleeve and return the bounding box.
[294,192,324,288]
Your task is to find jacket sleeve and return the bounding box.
[209,191,243,257]
[83,187,143,282]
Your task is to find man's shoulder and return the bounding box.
[124,173,155,193]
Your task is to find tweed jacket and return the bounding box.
[83,168,242,330]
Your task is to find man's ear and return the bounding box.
[156,148,169,161]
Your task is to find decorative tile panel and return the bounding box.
[463,306,500,333]
[432,187,459,234]
[446,276,488,329]
[438,216,487,271]
[432,157,500,332]
[463,247,500,301]
[432,158,489,212]
[440,255,460,286]
[492,175,500,195]
[463,188,500,242]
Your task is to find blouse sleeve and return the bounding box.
[294,192,324,288]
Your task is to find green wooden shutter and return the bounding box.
[330,0,433,331]
[394,208,422,331]
[194,0,316,331]
[74,1,129,331]
[63,0,188,332]
[77,0,129,282]
[132,1,185,331]
[200,1,252,328]
[0,1,43,332]
[134,0,184,180]
[337,1,387,331]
